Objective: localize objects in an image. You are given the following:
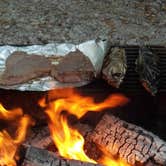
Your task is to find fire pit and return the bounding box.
[0,1,166,165]
[1,60,166,166]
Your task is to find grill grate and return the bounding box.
[79,46,166,94]
[121,46,166,92]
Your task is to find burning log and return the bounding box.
[24,126,52,149]
[22,146,102,166]
[90,113,166,166]
[23,123,92,150]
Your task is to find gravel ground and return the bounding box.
[0,0,165,45]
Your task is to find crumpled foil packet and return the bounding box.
[0,39,109,91]
[135,46,160,96]
[102,47,127,88]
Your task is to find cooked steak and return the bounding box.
[51,50,95,83]
[0,51,52,85]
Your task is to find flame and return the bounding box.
[99,155,130,166]
[47,113,96,163]
[42,88,129,165]
[0,103,34,166]
[0,103,23,120]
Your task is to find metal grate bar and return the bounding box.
[121,46,166,92]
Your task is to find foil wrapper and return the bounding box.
[102,47,127,88]
[0,39,109,91]
[135,46,160,96]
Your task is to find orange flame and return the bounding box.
[0,103,23,120]
[0,103,34,166]
[46,88,129,119]
[47,113,96,163]
[99,155,130,166]
[42,88,129,165]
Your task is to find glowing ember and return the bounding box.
[99,155,130,166]
[41,88,129,165]
[0,104,34,166]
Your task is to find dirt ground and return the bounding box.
[0,0,165,45]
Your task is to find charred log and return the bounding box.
[24,126,52,149]
[90,114,166,166]
[22,146,102,166]
[23,123,92,150]
[19,115,166,166]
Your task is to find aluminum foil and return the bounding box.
[0,39,109,91]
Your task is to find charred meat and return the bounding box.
[0,51,52,85]
[51,49,95,83]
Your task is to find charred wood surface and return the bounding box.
[23,123,92,150]
[24,126,52,149]
[22,146,102,166]
[90,114,166,166]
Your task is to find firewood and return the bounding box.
[73,122,93,137]
[22,146,102,166]
[23,123,92,150]
[24,126,52,149]
[90,114,166,166]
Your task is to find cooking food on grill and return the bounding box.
[0,51,52,85]
[51,49,95,83]
[102,47,127,88]
[135,47,160,96]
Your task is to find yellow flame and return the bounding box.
[42,88,129,165]
[47,113,96,163]
[0,130,17,166]
[0,103,34,166]
[14,115,34,144]
[0,103,23,120]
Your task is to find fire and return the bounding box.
[47,113,96,163]
[41,88,129,165]
[0,103,23,120]
[46,88,129,119]
[0,104,34,166]
[99,155,130,166]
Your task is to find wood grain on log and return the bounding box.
[90,114,166,165]
[24,126,52,149]
[23,123,92,150]
[22,146,102,166]
[74,123,93,138]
